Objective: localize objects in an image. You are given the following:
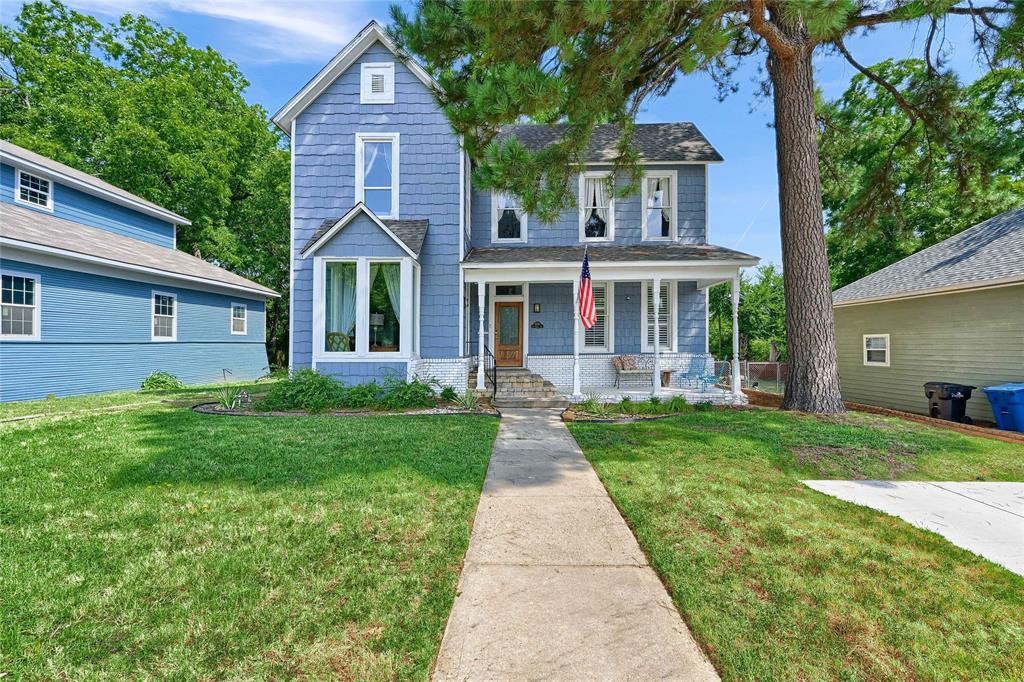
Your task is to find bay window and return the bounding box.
[356,133,399,219]
[579,172,613,241]
[369,262,401,353]
[642,171,676,240]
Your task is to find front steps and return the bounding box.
[468,367,570,409]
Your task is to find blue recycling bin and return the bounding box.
[982,383,1024,432]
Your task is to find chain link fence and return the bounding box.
[715,361,789,394]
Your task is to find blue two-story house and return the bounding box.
[0,141,278,402]
[275,21,756,403]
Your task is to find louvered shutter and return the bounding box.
[646,283,670,350]
[584,284,607,348]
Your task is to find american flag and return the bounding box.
[578,252,596,330]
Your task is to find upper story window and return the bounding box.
[1,272,40,340]
[152,292,177,341]
[356,133,399,219]
[231,303,247,335]
[579,172,613,242]
[492,191,527,243]
[360,62,395,104]
[15,170,53,212]
[642,171,677,240]
[863,334,889,366]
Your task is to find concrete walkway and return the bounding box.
[433,408,718,681]
[804,480,1024,576]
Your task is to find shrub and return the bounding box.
[454,389,480,410]
[380,378,436,409]
[259,369,345,413]
[618,396,636,414]
[141,371,185,391]
[439,385,458,403]
[666,395,687,413]
[342,381,383,408]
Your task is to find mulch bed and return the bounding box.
[743,389,1024,446]
[192,402,499,418]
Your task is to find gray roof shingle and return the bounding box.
[496,123,722,163]
[302,214,429,257]
[832,206,1024,304]
[0,140,191,225]
[1,201,277,297]
[464,243,757,264]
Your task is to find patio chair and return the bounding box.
[699,358,727,393]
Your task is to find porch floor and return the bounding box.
[571,385,746,406]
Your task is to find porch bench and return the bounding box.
[613,355,661,388]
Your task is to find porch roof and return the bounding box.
[463,243,758,265]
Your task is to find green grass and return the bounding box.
[2,403,498,680]
[569,407,1024,681]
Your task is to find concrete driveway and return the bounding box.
[803,480,1024,576]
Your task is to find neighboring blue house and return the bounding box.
[274,21,756,404]
[0,141,278,402]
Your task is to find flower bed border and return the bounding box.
[192,402,499,418]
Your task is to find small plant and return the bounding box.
[695,401,714,412]
[343,381,383,408]
[453,389,480,411]
[618,396,636,414]
[218,386,244,410]
[666,395,688,413]
[259,368,345,413]
[579,392,604,414]
[381,378,436,409]
[439,385,459,403]
[141,371,185,391]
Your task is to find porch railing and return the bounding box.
[483,345,497,400]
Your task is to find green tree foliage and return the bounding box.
[820,59,1024,288]
[709,264,786,361]
[0,1,290,363]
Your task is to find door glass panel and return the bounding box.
[499,305,519,345]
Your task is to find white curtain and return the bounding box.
[647,177,664,209]
[326,262,357,343]
[363,141,392,185]
[381,263,402,323]
[586,176,609,223]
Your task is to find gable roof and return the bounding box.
[300,203,428,258]
[833,206,1024,306]
[1,201,276,297]
[497,123,723,163]
[0,140,191,226]
[272,20,436,134]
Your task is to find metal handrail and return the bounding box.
[483,345,497,400]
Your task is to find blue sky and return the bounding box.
[2,1,988,267]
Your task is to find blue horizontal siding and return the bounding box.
[1,163,177,248]
[315,361,407,385]
[0,258,269,402]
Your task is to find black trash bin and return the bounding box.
[923,382,976,424]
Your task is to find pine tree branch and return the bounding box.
[834,37,925,126]
[850,3,1012,29]
[746,0,797,60]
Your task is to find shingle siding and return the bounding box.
[291,40,462,369]
[0,257,268,401]
[1,162,176,248]
[314,361,407,385]
[834,285,1024,423]
[314,213,409,258]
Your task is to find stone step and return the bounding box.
[493,397,571,409]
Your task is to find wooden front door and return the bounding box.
[494,301,523,366]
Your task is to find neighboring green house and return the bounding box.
[832,206,1024,424]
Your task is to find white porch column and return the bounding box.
[476,282,486,391]
[652,277,661,395]
[572,277,582,397]
[731,275,742,396]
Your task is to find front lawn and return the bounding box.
[2,402,498,680]
[569,408,1024,681]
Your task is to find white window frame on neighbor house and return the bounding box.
[312,255,414,362]
[230,302,247,335]
[641,281,676,352]
[1,269,41,341]
[863,334,890,367]
[14,168,54,212]
[355,132,400,219]
[491,190,528,243]
[151,290,177,342]
[641,170,677,241]
[580,281,614,353]
[578,171,615,242]
[360,62,395,104]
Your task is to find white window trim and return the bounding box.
[151,290,177,342]
[578,171,615,242]
[360,62,395,104]
[14,168,54,212]
[355,132,400,219]
[641,170,678,241]
[863,333,890,367]
[641,281,677,352]
[580,281,614,353]
[230,302,247,335]
[0,269,41,341]
[490,190,528,244]
[312,256,414,362]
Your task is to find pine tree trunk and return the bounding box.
[768,37,845,413]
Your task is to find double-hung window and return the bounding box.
[583,283,612,352]
[492,191,527,243]
[231,303,247,335]
[320,258,408,357]
[863,334,889,366]
[579,172,613,241]
[1,272,40,340]
[15,170,53,211]
[152,292,176,341]
[642,171,676,240]
[356,133,399,219]
[643,282,674,351]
